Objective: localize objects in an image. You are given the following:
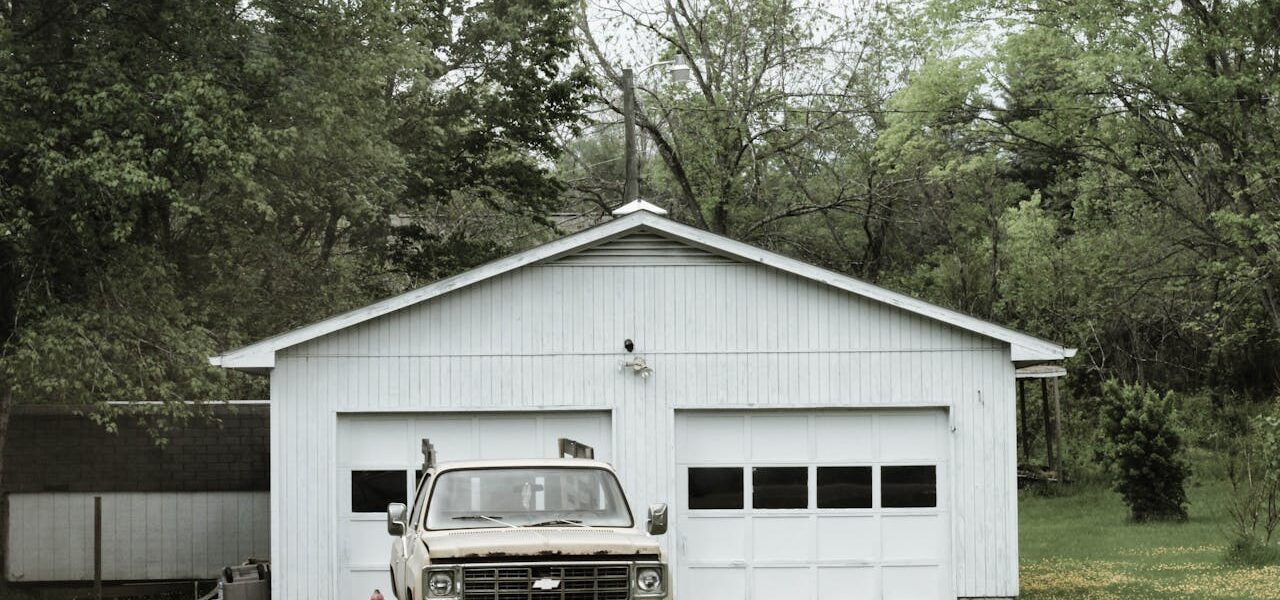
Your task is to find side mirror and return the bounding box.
[387,502,407,536]
[646,503,668,536]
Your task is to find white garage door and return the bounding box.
[337,412,611,600]
[675,410,950,600]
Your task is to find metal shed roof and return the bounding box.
[211,205,1075,372]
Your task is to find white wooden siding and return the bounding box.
[271,258,1018,599]
[282,265,1000,359]
[6,492,269,582]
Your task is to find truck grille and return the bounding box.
[462,564,631,600]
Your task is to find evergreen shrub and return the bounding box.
[1098,380,1190,521]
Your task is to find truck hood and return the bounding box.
[422,527,661,560]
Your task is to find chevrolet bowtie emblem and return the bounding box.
[532,578,562,590]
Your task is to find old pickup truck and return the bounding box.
[387,439,670,600]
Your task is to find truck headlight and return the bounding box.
[635,566,664,594]
[427,570,455,596]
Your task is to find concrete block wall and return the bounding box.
[2,405,269,493]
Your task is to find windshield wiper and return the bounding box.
[452,515,520,528]
[527,518,591,528]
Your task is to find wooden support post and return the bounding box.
[1018,379,1030,462]
[1040,379,1055,477]
[1051,377,1065,481]
[94,496,102,600]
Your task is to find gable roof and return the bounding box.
[211,208,1075,372]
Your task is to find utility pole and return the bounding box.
[620,57,688,204]
[622,68,638,203]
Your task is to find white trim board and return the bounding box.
[211,209,1075,371]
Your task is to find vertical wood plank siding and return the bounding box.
[6,492,269,582]
[272,261,1017,599]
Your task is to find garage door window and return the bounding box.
[817,466,873,508]
[881,465,937,508]
[752,467,808,509]
[351,470,408,513]
[688,467,744,509]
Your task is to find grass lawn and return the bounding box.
[1019,480,1280,599]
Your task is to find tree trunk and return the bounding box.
[319,206,341,265]
[1263,278,1280,345]
[860,195,892,281]
[636,117,709,230]
[1259,279,1280,392]
[988,213,1002,318]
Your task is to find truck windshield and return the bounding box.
[425,467,634,530]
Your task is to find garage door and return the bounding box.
[337,412,611,600]
[675,410,949,600]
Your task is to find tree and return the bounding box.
[927,0,1280,396]
[1,0,275,462]
[0,0,588,502]
[573,0,915,273]
[874,57,1031,319]
[1225,402,1280,561]
[389,0,593,278]
[561,0,1280,407]
[1099,381,1191,521]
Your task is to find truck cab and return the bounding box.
[387,440,670,600]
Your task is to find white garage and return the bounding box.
[213,201,1073,600]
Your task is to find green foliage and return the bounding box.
[6,250,227,442]
[936,0,1280,395]
[1223,402,1280,558]
[392,0,591,228]
[0,0,588,450]
[566,0,1280,412]
[1098,381,1191,522]
[573,0,908,271]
